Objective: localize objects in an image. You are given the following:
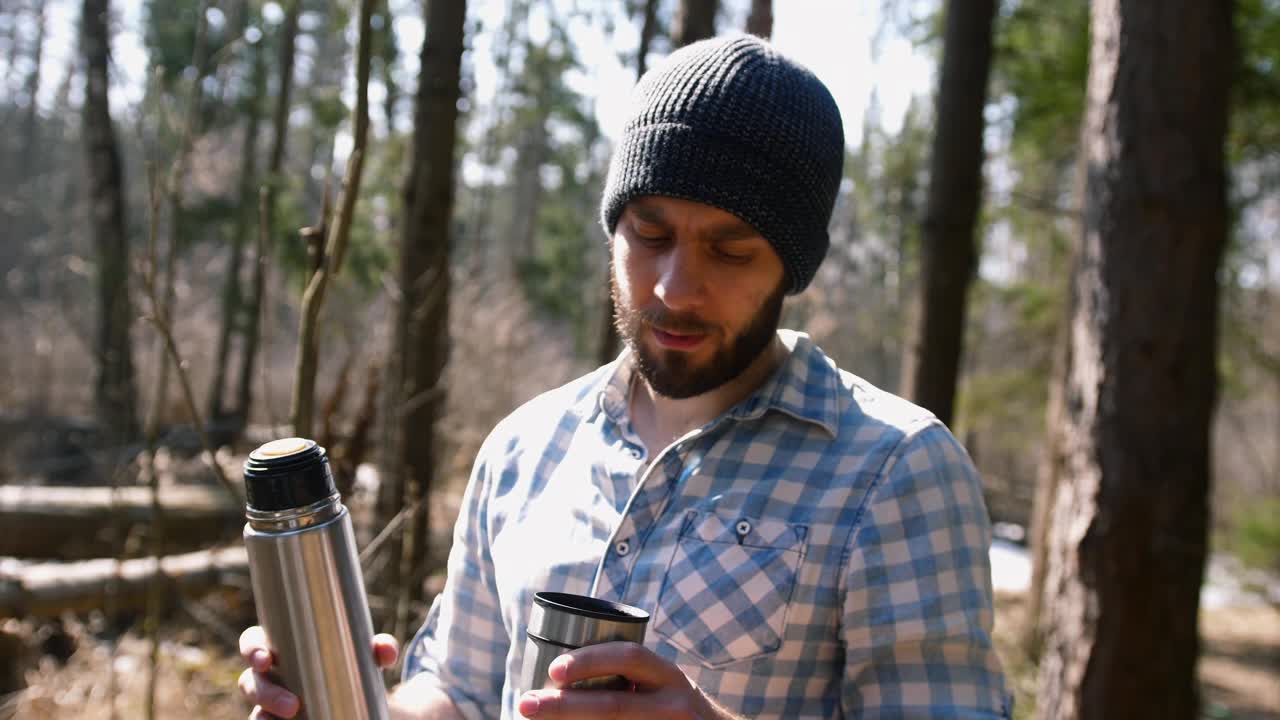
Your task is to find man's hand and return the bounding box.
[237,625,399,719]
[516,642,741,720]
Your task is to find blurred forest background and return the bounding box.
[0,0,1277,718]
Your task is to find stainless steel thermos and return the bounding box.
[519,591,649,694]
[242,437,389,720]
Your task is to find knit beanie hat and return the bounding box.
[601,34,845,294]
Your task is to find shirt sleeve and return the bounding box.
[401,434,508,720]
[841,420,1012,719]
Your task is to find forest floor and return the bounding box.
[1,590,1275,720]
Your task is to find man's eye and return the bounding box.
[714,246,752,264]
[634,232,669,247]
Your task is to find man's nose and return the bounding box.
[654,243,703,311]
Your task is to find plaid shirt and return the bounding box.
[404,330,1010,719]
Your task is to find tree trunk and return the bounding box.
[300,5,341,223]
[1022,253,1075,659]
[597,0,659,366]
[21,0,46,175]
[382,0,466,642]
[672,0,717,49]
[0,485,241,559]
[745,0,772,39]
[150,0,210,448]
[899,0,997,428]
[234,0,300,431]
[1025,127,1090,659]
[82,0,139,447]
[378,0,399,136]
[208,38,266,436]
[0,547,249,620]
[1036,1,1234,717]
[509,97,549,269]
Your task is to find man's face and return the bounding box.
[611,196,787,399]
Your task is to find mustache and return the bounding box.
[637,307,712,335]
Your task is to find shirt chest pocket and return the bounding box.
[652,511,808,669]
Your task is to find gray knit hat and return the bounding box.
[601,34,845,294]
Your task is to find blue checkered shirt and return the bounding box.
[404,330,1010,718]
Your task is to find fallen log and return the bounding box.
[0,485,244,560]
[0,547,250,619]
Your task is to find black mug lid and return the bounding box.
[243,437,336,512]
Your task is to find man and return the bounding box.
[241,34,1011,719]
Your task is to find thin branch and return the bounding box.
[139,316,238,501]
[289,0,375,437]
[138,158,239,506]
[359,496,424,569]
[1008,190,1082,220]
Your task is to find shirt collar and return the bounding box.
[585,330,840,438]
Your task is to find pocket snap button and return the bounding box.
[735,520,752,536]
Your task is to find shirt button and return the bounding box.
[735,520,752,536]
[615,540,631,556]
[628,448,641,459]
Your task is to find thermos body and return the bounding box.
[242,438,389,720]
[244,503,387,720]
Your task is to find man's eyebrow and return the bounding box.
[628,200,760,241]
[706,221,760,242]
[629,202,670,226]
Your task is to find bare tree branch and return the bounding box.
[290,0,375,438]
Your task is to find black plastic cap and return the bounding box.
[243,437,336,512]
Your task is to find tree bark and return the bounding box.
[672,0,717,49]
[382,0,466,641]
[745,0,772,39]
[597,0,660,366]
[234,0,300,430]
[1036,1,1235,717]
[82,0,139,447]
[899,0,997,428]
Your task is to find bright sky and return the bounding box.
[24,0,934,148]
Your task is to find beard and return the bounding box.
[611,270,786,400]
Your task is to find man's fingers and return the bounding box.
[517,687,686,720]
[238,626,272,671]
[373,633,399,668]
[237,667,300,718]
[548,642,682,690]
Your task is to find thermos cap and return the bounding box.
[243,437,337,512]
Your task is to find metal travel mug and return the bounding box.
[519,591,650,694]
[242,437,390,720]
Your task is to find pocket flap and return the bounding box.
[683,511,807,551]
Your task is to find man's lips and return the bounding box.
[650,326,707,350]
